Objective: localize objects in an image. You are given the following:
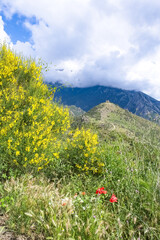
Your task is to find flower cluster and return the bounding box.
[63,128,105,174]
[61,190,118,219]
[0,45,70,173]
[0,44,106,177]
[96,187,118,203]
[96,187,107,194]
[109,194,118,203]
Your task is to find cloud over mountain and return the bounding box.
[0,0,160,99]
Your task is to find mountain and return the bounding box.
[76,101,160,147]
[52,83,160,125]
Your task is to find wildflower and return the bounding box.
[25,146,30,152]
[109,194,118,203]
[84,153,89,157]
[16,151,20,156]
[96,187,107,194]
[62,197,71,206]
[53,152,60,159]
[82,192,86,195]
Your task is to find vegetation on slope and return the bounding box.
[0,45,160,240]
[82,101,160,147]
[68,105,86,116]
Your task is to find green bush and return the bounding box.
[0,44,70,177]
[61,128,105,174]
[0,45,103,178]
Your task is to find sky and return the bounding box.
[0,0,160,100]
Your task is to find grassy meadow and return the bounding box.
[0,45,160,239]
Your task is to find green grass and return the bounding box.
[0,135,160,239]
[1,100,160,239]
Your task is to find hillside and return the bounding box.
[68,105,86,116]
[75,101,160,147]
[53,83,160,125]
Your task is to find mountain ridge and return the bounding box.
[50,83,160,125]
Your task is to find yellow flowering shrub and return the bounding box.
[62,128,105,174]
[0,44,70,175]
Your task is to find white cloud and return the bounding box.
[13,40,35,57]
[0,16,11,44]
[126,47,160,98]
[0,0,160,100]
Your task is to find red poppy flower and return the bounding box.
[109,194,118,203]
[96,187,107,194]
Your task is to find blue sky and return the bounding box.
[0,12,33,44]
[0,0,160,100]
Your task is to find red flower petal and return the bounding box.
[101,190,107,194]
[96,187,107,194]
[109,194,118,203]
